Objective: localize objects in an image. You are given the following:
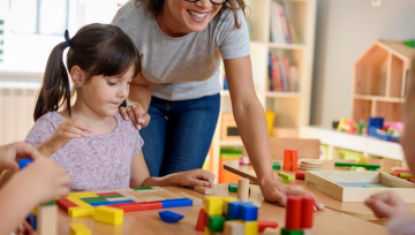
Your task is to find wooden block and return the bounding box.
[262,227,280,235]
[224,221,245,235]
[237,178,250,202]
[286,196,302,230]
[400,173,413,179]
[177,192,203,205]
[56,198,78,212]
[291,150,298,172]
[68,207,93,217]
[205,196,224,216]
[239,220,258,235]
[96,192,119,197]
[93,206,123,225]
[284,150,291,171]
[303,228,316,235]
[195,209,206,231]
[223,197,238,214]
[68,192,99,198]
[143,197,166,202]
[38,205,57,235]
[278,172,295,181]
[258,221,279,232]
[66,196,93,209]
[70,223,91,235]
[195,187,214,195]
[106,197,129,202]
[117,190,144,203]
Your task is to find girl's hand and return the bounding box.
[365,190,413,220]
[176,169,215,188]
[119,103,151,130]
[0,142,43,172]
[14,157,71,204]
[42,119,92,154]
[260,178,325,211]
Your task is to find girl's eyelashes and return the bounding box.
[107,81,118,86]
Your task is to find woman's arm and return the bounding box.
[224,55,324,210]
[130,151,214,188]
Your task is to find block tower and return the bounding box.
[281,196,315,235]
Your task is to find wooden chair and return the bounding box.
[243,137,321,160]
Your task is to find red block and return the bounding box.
[195,208,206,231]
[286,196,302,230]
[295,172,305,180]
[391,172,400,177]
[291,150,298,172]
[108,205,120,208]
[284,150,291,171]
[56,198,78,212]
[96,192,119,197]
[258,221,279,232]
[408,178,414,183]
[302,196,315,229]
[117,202,162,212]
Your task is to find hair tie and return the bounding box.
[64,30,71,48]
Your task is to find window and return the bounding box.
[9,0,68,35]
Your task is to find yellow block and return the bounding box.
[70,223,91,235]
[239,220,258,235]
[223,197,238,214]
[93,206,123,225]
[205,196,224,216]
[356,155,369,164]
[69,192,99,198]
[205,227,211,235]
[32,207,38,216]
[67,196,93,209]
[69,207,93,217]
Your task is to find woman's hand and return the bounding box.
[175,169,215,188]
[119,103,151,130]
[365,190,413,220]
[260,178,325,210]
[39,119,92,156]
[0,142,43,172]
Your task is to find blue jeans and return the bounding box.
[140,94,220,177]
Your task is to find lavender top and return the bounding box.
[24,112,143,191]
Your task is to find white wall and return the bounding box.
[311,0,415,128]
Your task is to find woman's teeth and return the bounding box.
[189,10,207,19]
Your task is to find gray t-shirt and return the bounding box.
[112,1,250,101]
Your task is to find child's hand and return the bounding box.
[176,169,215,188]
[42,119,92,154]
[365,190,413,220]
[0,142,43,172]
[14,157,71,204]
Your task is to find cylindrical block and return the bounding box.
[295,172,305,180]
[284,150,291,171]
[237,178,250,202]
[302,196,315,228]
[286,196,302,230]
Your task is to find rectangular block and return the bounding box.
[195,186,214,195]
[117,201,162,212]
[334,162,380,169]
[227,202,242,220]
[69,192,99,198]
[205,196,224,216]
[292,150,298,172]
[68,207,93,217]
[239,220,258,235]
[89,201,117,207]
[93,206,123,225]
[81,197,107,204]
[281,228,303,235]
[30,213,37,230]
[278,172,295,181]
[223,197,238,214]
[132,187,153,190]
[177,192,203,206]
[67,197,93,209]
[38,205,57,235]
[102,194,124,199]
[258,221,279,232]
[239,203,258,221]
[400,173,413,179]
[208,215,226,232]
[224,221,245,235]
[272,161,281,170]
[228,183,238,193]
[70,223,91,235]
[106,197,130,202]
[96,192,119,197]
[284,150,291,171]
[162,198,192,208]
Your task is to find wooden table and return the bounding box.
[223,159,415,221]
[56,184,388,235]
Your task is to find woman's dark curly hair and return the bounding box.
[135,0,249,28]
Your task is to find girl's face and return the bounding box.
[79,65,135,117]
[165,0,223,35]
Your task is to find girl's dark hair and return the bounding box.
[34,23,141,121]
[136,0,249,29]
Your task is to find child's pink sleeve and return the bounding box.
[24,118,55,148]
[133,132,144,158]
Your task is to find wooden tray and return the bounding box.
[305,171,415,202]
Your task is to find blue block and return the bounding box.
[159,210,184,223]
[239,203,258,221]
[19,159,33,170]
[29,213,37,230]
[227,201,242,219]
[161,198,192,208]
[112,199,135,204]
[89,201,116,207]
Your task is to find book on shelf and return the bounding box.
[268,52,298,92]
[270,1,300,45]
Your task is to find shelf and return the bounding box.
[219,139,243,147]
[268,43,306,50]
[265,91,302,98]
[354,94,404,103]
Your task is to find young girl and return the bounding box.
[365,57,415,234]
[24,23,214,192]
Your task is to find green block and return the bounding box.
[41,200,55,206]
[383,170,394,174]
[102,194,124,198]
[282,179,291,184]
[229,185,238,193]
[208,215,226,232]
[405,39,415,48]
[81,197,107,203]
[281,228,303,235]
[273,165,281,170]
[132,187,153,190]
[278,172,295,180]
[400,173,413,179]
[273,161,281,170]
[334,162,380,169]
[350,166,358,171]
[369,168,377,172]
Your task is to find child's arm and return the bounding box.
[365,190,413,220]
[37,119,92,157]
[130,151,214,188]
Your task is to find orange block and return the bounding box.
[283,150,291,171]
[292,150,298,172]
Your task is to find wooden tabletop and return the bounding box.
[57,184,387,235]
[223,159,415,221]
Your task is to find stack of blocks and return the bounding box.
[284,150,298,172]
[281,196,315,235]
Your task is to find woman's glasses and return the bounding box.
[184,0,228,5]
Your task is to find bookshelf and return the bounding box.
[209,0,317,183]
